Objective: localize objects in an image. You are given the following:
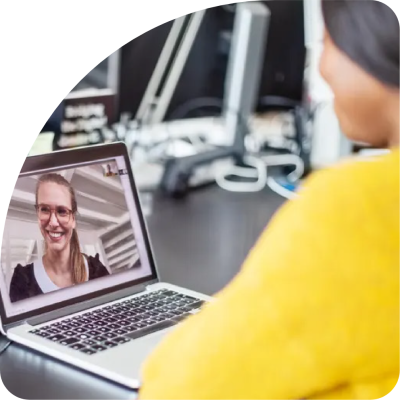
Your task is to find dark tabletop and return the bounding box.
[0,185,284,399]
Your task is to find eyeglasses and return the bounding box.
[35,204,73,223]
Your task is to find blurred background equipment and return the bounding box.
[35,0,357,199]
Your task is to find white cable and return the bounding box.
[215,153,304,194]
[259,154,304,182]
[266,176,299,200]
[215,155,267,193]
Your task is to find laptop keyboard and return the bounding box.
[29,289,204,355]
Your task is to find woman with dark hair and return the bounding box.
[9,173,109,303]
[139,1,399,399]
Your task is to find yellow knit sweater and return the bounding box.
[140,149,399,399]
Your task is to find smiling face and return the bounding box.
[37,181,76,254]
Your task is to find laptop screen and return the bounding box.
[0,155,154,319]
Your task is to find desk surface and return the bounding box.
[0,185,283,399]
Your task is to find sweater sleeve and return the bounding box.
[139,157,399,399]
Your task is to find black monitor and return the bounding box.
[117,1,305,120]
[257,0,306,106]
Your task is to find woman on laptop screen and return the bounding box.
[9,173,109,303]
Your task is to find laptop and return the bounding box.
[0,142,211,388]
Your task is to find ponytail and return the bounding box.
[70,229,87,284]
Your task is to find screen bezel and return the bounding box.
[0,142,159,326]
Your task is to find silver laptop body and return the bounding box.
[0,142,211,388]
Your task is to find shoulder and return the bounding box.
[288,151,398,225]
[11,263,34,282]
[10,263,39,303]
[248,151,399,272]
[85,254,110,279]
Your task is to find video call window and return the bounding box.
[1,160,142,304]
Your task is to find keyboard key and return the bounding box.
[168,310,183,316]
[87,330,102,336]
[74,327,88,333]
[46,328,61,335]
[80,348,96,355]
[104,332,118,339]
[118,320,131,327]
[103,341,118,348]
[36,331,51,338]
[125,325,138,332]
[68,322,81,328]
[69,343,86,350]
[59,337,79,346]
[132,307,146,313]
[114,329,129,336]
[89,315,102,322]
[164,304,178,310]
[133,322,147,329]
[104,317,118,324]
[83,339,97,346]
[84,324,96,330]
[99,312,112,318]
[152,315,167,322]
[108,323,121,330]
[77,334,90,341]
[58,325,70,331]
[111,307,125,314]
[143,320,157,326]
[49,334,66,342]
[64,331,76,337]
[126,320,176,340]
[113,336,131,344]
[91,345,106,352]
[124,311,137,317]
[147,311,160,317]
[93,321,107,327]
[160,290,176,297]
[93,336,107,342]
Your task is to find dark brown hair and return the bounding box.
[322,0,399,87]
[35,173,86,284]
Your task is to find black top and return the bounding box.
[9,254,110,303]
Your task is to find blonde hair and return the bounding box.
[35,173,87,284]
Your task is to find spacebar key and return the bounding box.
[125,320,177,340]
